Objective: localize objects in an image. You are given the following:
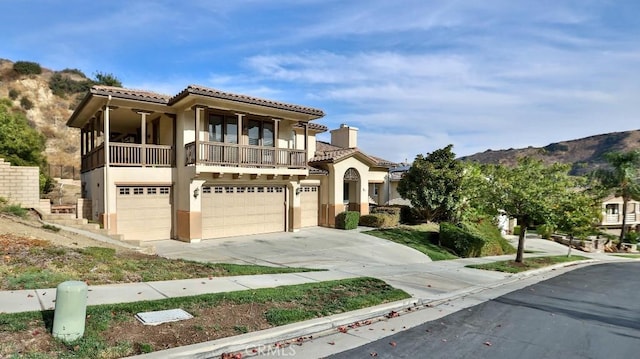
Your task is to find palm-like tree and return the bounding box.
[594,150,640,247]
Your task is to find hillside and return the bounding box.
[0,59,91,172]
[460,130,640,175]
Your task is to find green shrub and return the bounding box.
[536,224,555,239]
[439,222,486,257]
[20,96,33,110]
[372,206,400,216]
[2,204,27,218]
[8,88,19,100]
[371,206,400,225]
[93,71,122,87]
[392,205,424,224]
[336,211,360,230]
[13,61,42,75]
[359,213,398,228]
[625,231,640,244]
[439,219,515,257]
[513,225,521,236]
[42,224,60,232]
[49,72,92,97]
[61,68,87,77]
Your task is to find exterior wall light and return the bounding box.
[295,187,301,195]
[193,187,199,198]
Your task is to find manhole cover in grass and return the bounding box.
[135,309,193,326]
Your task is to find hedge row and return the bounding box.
[359,213,399,228]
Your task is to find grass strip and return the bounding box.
[366,224,458,261]
[612,254,640,259]
[466,255,590,273]
[1,236,322,290]
[0,277,409,358]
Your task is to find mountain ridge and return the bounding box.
[459,129,640,175]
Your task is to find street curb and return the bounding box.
[127,259,600,359]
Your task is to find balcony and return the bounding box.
[185,141,307,169]
[604,213,638,225]
[81,143,174,172]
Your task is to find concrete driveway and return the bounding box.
[150,227,577,301]
[152,227,516,300]
[152,226,432,273]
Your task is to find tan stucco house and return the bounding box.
[67,85,396,243]
[600,195,640,230]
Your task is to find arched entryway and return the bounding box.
[343,167,361,212]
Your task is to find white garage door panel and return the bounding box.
[117,186,172,241]
[202,186,285,239]
[301,186,319,227]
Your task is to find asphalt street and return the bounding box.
[328,262,640,359]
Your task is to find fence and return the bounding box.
[48,164,80,180]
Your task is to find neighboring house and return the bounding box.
[600,195,640,230]
[66,85,395,243]
[387,164,411,206]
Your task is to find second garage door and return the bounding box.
[300,186,319,227]
[202,185,285,239]
[116,186,172,241]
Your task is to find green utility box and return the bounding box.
[52,281,88,342]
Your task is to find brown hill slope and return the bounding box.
[0,59,84,172]
[460,130,640,175]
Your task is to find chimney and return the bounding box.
[330,124,358,148]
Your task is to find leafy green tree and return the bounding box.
[0,98,49,192]
[552,188,602,257]
[397,145,463,222]
[459,161,496,222]
[0,98,45,166]
[485,158,578,263]
[592,150,640,247]
[93,71,122,87]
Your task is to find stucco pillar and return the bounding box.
[289,182,302,232]
[103,104,111,232]
[176,179,206,243]
[359,180,369,215]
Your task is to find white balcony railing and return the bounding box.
[185,141,307,169]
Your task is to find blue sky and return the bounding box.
[3,1,640,162]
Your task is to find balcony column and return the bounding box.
[80,126,86,157]
[90,116,96,151]
[136,111,151,167]
[194,106,204,165]
[304,122,309,166]
[235,113,244,145]
[102,103,113,233]
[236,113,246,165]
[273,119,280,166]
[273,119,280,149]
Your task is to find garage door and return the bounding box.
[202,185,285,239]
[116,186,172,241]
[300,186,319,227]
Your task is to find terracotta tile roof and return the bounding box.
[294,122,328,132]
[369,155,397,168]
[310,141,396,167]
[91,86,170,104]
[169,85,325,117]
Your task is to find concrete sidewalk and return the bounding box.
[0,270,359,314]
